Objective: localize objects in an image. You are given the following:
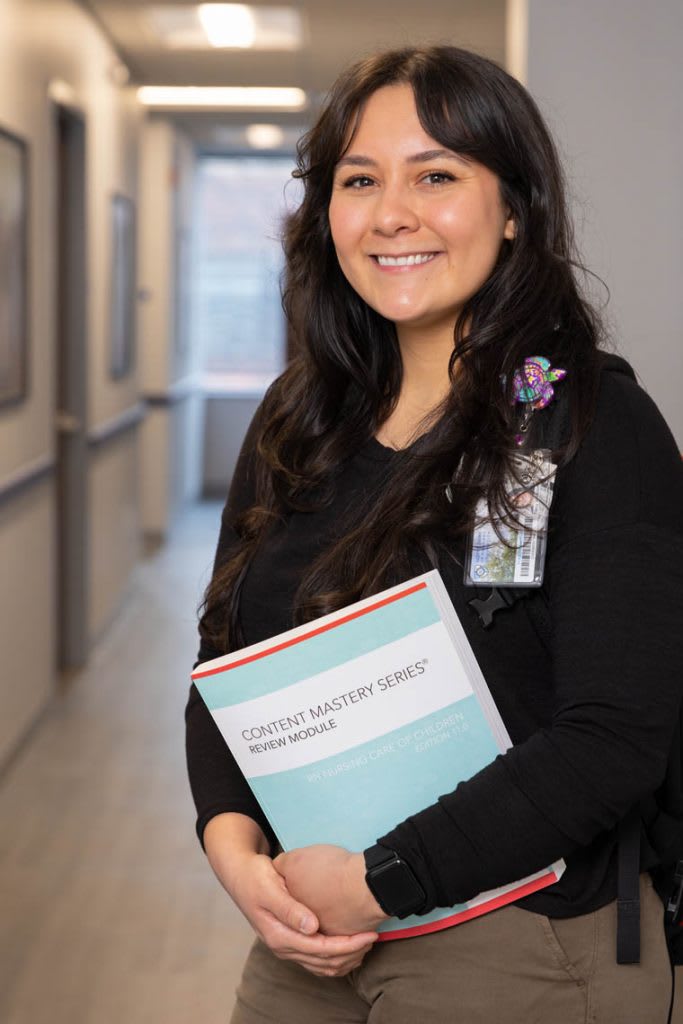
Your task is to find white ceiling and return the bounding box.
[82,0,506,151]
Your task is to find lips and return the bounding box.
[373,252,439,267]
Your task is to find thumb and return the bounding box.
[268,885,319,935]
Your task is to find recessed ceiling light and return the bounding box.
[198,4,254,48]
[146,5,304,51]
[245,124,285,148]
[137,86,307,110]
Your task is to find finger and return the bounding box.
[300,957,366,978]
[305,930,378,954]
[288,957,358,978]
[306,965,349,978]
[271,852,285,873]
[283,950,365,970]
[310,954,366,973]
[262,917,377,955]
[275,944,373,975]
[310,943,374,969]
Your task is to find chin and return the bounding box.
[383,309,453,331]
[373,304,429,324]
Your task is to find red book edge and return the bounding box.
[376,868,559,942]
[192,580,427,680]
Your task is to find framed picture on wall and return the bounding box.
[0,125,28,407]
[109,192,136,378]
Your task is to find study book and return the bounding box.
[192,570,565,940]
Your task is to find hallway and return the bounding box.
[0,502,253,1024]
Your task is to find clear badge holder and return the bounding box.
[464,450,557,588]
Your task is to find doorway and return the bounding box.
[55,105,88,673]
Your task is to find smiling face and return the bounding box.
[328,84,515,346]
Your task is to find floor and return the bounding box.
[0,502,253,1024]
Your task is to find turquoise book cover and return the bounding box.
[193,570,564,939]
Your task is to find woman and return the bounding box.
[186,45,683,1022]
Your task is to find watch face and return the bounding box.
[370,857,426,918]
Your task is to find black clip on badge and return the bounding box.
[468,587,516,628]
[666,860,683,926]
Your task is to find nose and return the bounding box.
[372,184,420,236]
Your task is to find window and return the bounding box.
[194,156,299,392]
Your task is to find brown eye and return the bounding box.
[343,175,375,188]
[422,171,456,185]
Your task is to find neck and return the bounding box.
[375,323,454,450]
[395,322,454,410]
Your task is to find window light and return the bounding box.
[245,124,285,149]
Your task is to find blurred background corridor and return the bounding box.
[0,501,258,1022]
[0,1,681,1021]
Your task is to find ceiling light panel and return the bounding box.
[146,5,305,51]
[137,86,307,109]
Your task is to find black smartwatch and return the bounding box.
[364,844,427,919]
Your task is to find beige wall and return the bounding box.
[0,477,55,760]
[138,119,174,396]
[0,0,143,763]
[138,118,203,537]
[89,434,139,640]
[521,0,683,446]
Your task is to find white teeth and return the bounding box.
[375,252,437,267]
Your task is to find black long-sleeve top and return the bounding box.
[185,360,683,919]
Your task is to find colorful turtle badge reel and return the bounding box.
[512,356,567,446]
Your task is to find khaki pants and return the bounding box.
[232,876,675,1024]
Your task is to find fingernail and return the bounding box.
[299,915,312,932]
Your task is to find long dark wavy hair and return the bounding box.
[200,44,604,653]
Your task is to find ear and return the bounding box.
[503,214,516,240]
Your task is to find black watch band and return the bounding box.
[364,844,427,919]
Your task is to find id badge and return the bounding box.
[464,449,556,587]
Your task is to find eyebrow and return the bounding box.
[335,148,471,170]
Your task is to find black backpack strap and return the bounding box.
[467,356,651,964]
[617,806,642,964]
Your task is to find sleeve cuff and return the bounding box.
[196,803,279,856]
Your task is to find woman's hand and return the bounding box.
[274,845,389,936]
[204,814,378,977]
